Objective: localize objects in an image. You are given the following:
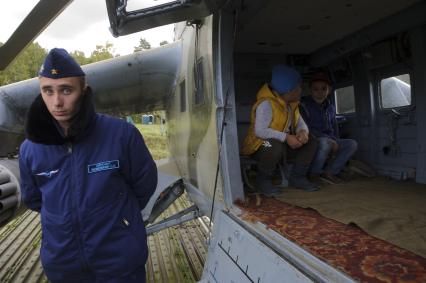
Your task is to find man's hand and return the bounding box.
[296,130,309,144]
[328,138,339,153]
[286,134,303,149]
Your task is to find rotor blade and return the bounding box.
[0,0,73,70]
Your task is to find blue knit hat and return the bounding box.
[39,48,85,78]
[270,64,301,94]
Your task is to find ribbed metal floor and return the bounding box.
[0,194,209,283]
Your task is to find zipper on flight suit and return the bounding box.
[67,142,91,271]
[67,143,73,154]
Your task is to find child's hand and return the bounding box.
[286,134,303,149]
[296,130,309,144]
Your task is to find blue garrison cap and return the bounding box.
[39,48,85,78]
[270,64,301,94]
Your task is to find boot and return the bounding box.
[320,172,343,184]
[289,164,319,192]
[308,174,322,187]
[255,171,281,197]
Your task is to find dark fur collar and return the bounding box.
[25,88,96,145]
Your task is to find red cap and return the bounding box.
[309,71,332,86]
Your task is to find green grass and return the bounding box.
[135,123,170,160]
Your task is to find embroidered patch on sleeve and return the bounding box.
[36,169,60,178]
[88,160,120,174]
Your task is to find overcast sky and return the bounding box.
[0,0,175,56]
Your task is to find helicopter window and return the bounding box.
[379,74,411,109]
[180,80,186,112]
[194,57,204,105]
[126,0,177,12]
[334,85,356,114]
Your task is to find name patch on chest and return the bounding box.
[88,160,120,174]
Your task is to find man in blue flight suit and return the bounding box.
[19,48,157,282]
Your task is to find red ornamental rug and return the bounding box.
[236,197,426,283]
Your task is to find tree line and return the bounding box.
[0,38,169,87]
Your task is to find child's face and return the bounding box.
[310,80,330,103]
[282,85,302,102]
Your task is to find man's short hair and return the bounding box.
[77,77,86,91]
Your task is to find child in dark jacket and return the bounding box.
[300,72,357,183]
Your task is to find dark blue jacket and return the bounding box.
[300,95,339,139]
[19,90,157,282]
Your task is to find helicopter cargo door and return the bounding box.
[202,211,313,283]
[105,0,226,37]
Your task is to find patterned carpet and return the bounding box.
[236,196,426,283]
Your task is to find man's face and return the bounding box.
[282,85,302,102]
[310,81,330,103]
[39,76,84,125]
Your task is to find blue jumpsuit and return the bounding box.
[19,93,157,282]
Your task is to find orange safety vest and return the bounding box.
[241,84,300,155]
